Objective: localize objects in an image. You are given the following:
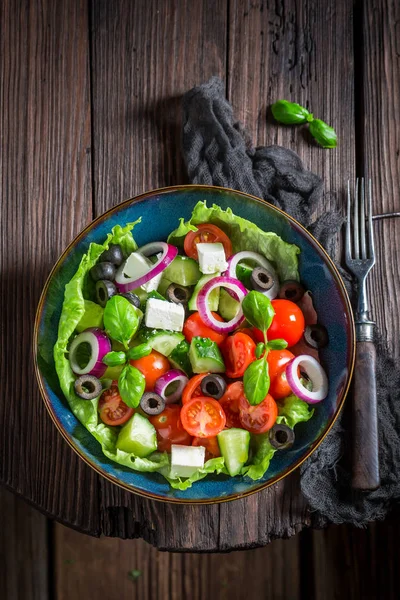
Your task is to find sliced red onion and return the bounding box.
[285,355,328,403]
[154,369,189,404]
[69,328,111,378]
[224,251,279,299]
[197,276,247,333]
[115,242,178,293]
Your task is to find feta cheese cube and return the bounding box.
[123,252,162,292]
[145,298,185,332]
[170,445,205,479]
[197,242,228,274]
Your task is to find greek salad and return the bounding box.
[54,202,329,490]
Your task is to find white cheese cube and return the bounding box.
[197,242,228,274]
[123,252,162,292]
[144,298,185,332]
[170,445,205,479]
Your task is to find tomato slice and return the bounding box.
[149,405,192,452]
[254,299,305,348]
[267,349,295,400]
[219,382,243,428]
[130,350,170,391]
[181,396,226,438]
[182,373,209,405]
[192,436,221,460]
[238,390,278,433]
[183,312,227,346]
[184,224,233,260]
[220,332,256,378]
[98,384,134,426]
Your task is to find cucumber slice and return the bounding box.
[163,255,201,286]
[136,327,184,356]
[169,340,193,377]
[217,428,250,476]
[116,413,157,457]
[236,263,253,289]
[170,444,205,478]
[189,336,225,373]
[218,288,240,321]
[158,276,174,297]
[76,300,104,333]
[188,274,220,311]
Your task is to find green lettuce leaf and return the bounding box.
[276,394,314,429]
[161,456,227,490]
[167,201,300,281]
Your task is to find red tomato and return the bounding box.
[238,390,278,433]
[267,349,295,399]
[130,350,170,391]
[98,384,134,426]
[220,332,256,378]
[181,396,226,438]
[192,436,221,460]
[238,327,258,342]
[182,373,209,405]
[184,224,233,260]
[219,382,243,428]
[254,299,305,348]
[149,405,192,452]
[183,312,227,346]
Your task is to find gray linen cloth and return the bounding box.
[182,76,400,526]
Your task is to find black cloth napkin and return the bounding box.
[182,76,400,526]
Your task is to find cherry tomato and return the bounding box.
[181,396,226,438]
[219,381,243,428]
[130,350,170,391]
[184,224,233,260]
[149,405,192,452]
[238,389,278,433]
[253,299,305,348]
[182,373,209,405]
[98,384,134,426]
[238,327,258,342]
[220,332,256,378]
[183,312,227,346]
[267,349,295,400]
[192,436,221,460]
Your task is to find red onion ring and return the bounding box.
[197,276,247,333]
[154,369,189,404]
[223,251,279,299]
[69,327,111,378]
[115,242,178,293]
[285,355,328,403]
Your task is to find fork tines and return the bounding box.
[346,178,375,266]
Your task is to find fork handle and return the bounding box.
[352,341,380,490]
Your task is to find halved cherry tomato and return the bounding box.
[219,381,243,428]
[130,350,170,391]
[220,332,256,378]
[238,388,278,433]
[182,373,209,405]
[184,224,233,260]
[183,312,227,346]
[238,327,258,342]
[149,405,192,452]
[98,384,134,426]
[267,349,295,399]
[254,299,305,348]
[192,436,221,460]
[181,396,226,438]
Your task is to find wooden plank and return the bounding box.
[0,487,49,600]
[0,0,100,534]
[54,521,301,599]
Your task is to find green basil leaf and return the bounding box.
[243,358,270,406]
[118,364,145,408]
[126,343,152,361]
[309,119,337,149]
[255,342,266,359]
[267,339,288,351]
[271,100,312,125]
[241,291,275,333]
[102,351,127,367]
[103,296,139,348]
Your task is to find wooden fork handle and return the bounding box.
[351,341,380,490]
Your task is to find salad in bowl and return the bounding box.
[54,200,333,491]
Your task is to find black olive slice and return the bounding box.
[95,280,117,307]
[99,244,124,266]
[166,283,191,305]
[200,374,227,399]
[119,292,141,308]
[250,267,275,292]
[90,261,116,282]
[140,392,165,415]
[269,424,295,450]
[304,324,329,349]
[74,375,103,400]
[278,280,306,303]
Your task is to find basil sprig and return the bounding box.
[118,364,145,408]
[103,295,139,349]
[102,351,127,367]
[271,99,337,149]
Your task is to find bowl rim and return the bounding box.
[33,184,356,504]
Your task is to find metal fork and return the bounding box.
[345,178,380,490]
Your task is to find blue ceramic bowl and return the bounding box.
[34,186,355,504]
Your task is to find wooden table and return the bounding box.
[1,0,399,552]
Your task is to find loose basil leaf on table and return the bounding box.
[271,100,313,125]
[309,119,337,149]
[241,291,275,333]
[118,364,145,408]
[126,343,152,361]
[102,351,127,367]
[103,295,139,349]
[243,358,270,406]
[267,339,288,351]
